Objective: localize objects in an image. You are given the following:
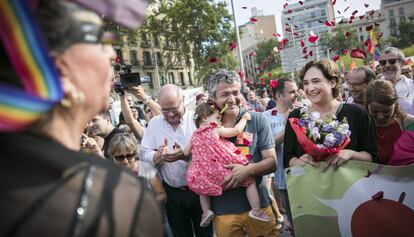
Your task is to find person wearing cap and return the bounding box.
[0,0,163,236]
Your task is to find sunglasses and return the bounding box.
[379,59,398,66]
[113,153,136,162]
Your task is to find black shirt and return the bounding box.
[283,104,378,165]
[0,132,163,237]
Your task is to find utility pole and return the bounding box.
[230,0,245,73]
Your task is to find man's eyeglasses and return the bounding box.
[113,153,136,162]
[379,59,398,66]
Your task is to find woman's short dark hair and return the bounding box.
[271,78,295,99]
[298,59,341,98]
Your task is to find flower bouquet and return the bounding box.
[289,107,351,162]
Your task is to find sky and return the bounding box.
[227,0,381,37]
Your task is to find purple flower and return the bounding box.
[299,118,308,127]
[323,133,337,147]
[322,124,333,132]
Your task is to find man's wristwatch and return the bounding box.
[143,95,151,105]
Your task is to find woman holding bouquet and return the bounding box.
[283,60,377,168]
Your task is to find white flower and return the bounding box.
[310,111,320,121]
[311,127,321,141]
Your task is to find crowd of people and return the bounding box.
[1,0,414,237]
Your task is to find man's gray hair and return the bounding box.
[382,47,405,62]
[205,69,242,97]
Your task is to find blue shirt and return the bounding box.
[263,109,287,190]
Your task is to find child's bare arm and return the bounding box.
[183,135,193,157]
[216,112,251,138]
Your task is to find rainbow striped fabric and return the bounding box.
[0,0,63,131]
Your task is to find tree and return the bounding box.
[255,39,281,75]
[140,0,235,85]
[319,26,360,57]
[388,21,414,49]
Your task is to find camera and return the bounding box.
[113,64,142,94]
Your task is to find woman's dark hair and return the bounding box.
[194,102,217,128]
[298,59,341,98]
[271,78,295,99]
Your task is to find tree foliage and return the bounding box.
[140,0,235,84]
[388,21,414,49]
[319,26,360,56]
[255,39,281,75]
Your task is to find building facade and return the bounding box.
[238,8,278,80]
[280,0,334,73]
[379,0,414,39]
[113,32,195,96]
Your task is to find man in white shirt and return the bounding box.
[380,47,414,115]
[140,84,212,237]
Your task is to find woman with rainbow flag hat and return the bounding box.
[0,0,163,236]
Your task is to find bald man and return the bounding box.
[139,84,212,237]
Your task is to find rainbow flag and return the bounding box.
[0,0,63,131]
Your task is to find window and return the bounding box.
[141,33,149,47]
[130,50,138,66]
[311,12,316,19]
[359,27,362,32]
[115,48,124,64]
[321,9,326,17]
[143,51,152,66]
[399,8,404,16]
[188,72,193,85]
[179,72,185,85]
[359,35,364,42]
[147,72,154,89]
[153,35,160,47]
[389,9,394,17]
[390,18,397,27]
[156,52,162,66]
[168,72,175,84]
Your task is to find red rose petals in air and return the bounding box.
[350,48,366,59]
[300,39,305,48]
[208,57,218,63]
[309,51,313,56]
[359,15,365,20]
[343,49,349,54]
[250,17,258,23]
[238,71,245,79]
[366,25,373,31]
[229,42,237,50]
[308,31,318,43]
[270,80,278,88]
[299,1,303,5]
[283,3,289,9]
[242,6,247,9]
[260,81,265,87]
[332,0,336,5]
[332,55,340,62]
[371,191,384,201]
[287,9,293,14]
[325,20,332,27]
[271,109,277,116]
[364,3,369,8]
[345,31,351,38]
[378,32,383,38]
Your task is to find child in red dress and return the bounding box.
[184,102,270,227]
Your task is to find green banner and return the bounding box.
[285,161,414,237]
